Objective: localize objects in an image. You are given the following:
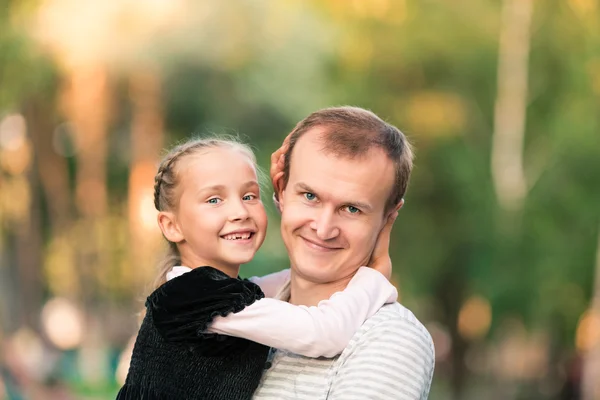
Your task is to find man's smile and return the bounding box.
[299,236,342,252]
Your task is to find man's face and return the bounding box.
[279,128,396,284]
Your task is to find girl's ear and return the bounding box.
[157,211,184,243]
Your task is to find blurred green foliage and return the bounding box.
[1,0,599,399]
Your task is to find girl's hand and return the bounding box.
[270,133,291,211]
[368,211,398,281]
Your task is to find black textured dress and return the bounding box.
[116,266,270,400]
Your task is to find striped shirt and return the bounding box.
[253,302,435,399]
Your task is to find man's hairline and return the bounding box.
[284,128,398,215]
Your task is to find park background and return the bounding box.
[1,0,600,399]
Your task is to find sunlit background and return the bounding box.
[1,0,599,399]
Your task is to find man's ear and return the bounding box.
[386,198,404,219]
[157,211,184,243]
[275,189,286,213]
[395,198,405,212]
[275,180,286,213]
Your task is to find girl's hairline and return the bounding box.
[159,135,269,198]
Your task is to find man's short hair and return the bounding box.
[281,106,414,213]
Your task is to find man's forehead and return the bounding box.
[292,127,327,152]
[288,133,394,210]
[291,127,365,162]
[290,127,392,170]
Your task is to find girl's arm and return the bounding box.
[150,266,264,344]
[207,266,397,358]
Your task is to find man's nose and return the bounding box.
[309,208,340,241]
[228,199,250,222]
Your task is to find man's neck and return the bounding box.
[288,269,356,306]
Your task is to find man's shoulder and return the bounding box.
[347,302,434,358]
[329,303,435,400]
[363,302,430,332]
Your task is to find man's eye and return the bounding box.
[207,198,221,204]
[242,194,256,201]
[345,206,360,214]
[304,192,317,201]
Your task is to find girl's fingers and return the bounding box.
[270,134,292,197]
[273,171,285,194]
[373,212,398,257]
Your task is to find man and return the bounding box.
[253,106,435,399]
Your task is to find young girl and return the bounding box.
[116,138,398,400]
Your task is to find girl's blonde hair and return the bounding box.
[151,137,258,289]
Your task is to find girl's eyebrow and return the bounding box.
[198,181,258,195]
[241,180,259,189]
[198,184,226,194]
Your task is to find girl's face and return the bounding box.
[171,147,267,276]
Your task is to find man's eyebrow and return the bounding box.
[294,182,373,212]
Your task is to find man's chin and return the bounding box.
[291,263,340,284]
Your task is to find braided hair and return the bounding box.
[152,137,257,289]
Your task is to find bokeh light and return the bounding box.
[576,309,600,353]
[0,114,26,150]
[458,295,492,340]
[0,0,599,398]
[41,297,85,350]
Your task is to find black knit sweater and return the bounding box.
[116,266,270,400]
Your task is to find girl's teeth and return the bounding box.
[224,233,251,240]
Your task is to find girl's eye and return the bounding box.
[242,194,256,201]
[304,192,317,201]
[345,206,361,214]
[207,198,221,204]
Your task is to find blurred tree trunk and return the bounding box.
[127,69,164,294]
[60,64,111,307]
[57,65,113,386]
[24,96,76,307]
[0,204,42,333]
[0,111,43,331]
[25,97,72,234]
[438,245,468,400]
[581,222,600,400]
[63,65,110,219]
[17,98,65,331]
[491,0,533,212]
[14,167,43,330]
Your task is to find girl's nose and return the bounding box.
[228,199,250,222]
